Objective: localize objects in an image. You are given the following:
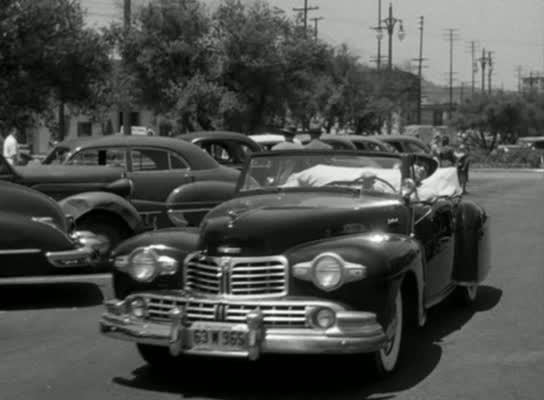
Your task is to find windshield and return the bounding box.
[43,147,71,165]
[240,153,402,195]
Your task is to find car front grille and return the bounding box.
[145,295,308,328]
[185,254,288,297]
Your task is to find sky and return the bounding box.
[82,0,544,91]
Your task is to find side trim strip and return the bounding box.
[0,249,41,255]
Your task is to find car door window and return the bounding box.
[68,148,126,167]
[169,152,189,170]
[200,142,235,164]
[406,142,429,154]
[131,148,170,171]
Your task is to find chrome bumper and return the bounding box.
[46,231,103,268]
[100,298,388,359]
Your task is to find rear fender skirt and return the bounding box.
[452,201,491,284]
[59,192,143,233]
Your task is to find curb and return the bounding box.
[472,168,544,173]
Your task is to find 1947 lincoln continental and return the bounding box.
[100,150,490,375]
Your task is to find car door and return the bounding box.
[127,147,194,227]
[414,199,456,303]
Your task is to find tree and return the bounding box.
[0,0,112,138]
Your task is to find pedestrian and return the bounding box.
[304,125,332,150]
[3,127,19,165]
[272,125,303,150]
[438,136,456,167]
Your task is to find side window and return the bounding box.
[169,152,189,170]
[68,148,126,167]
[387,142,403,152]
[406,142,429,154]
[201,142,235,164]
[131,148,169,171]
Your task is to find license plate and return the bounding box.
[190,322,248,352]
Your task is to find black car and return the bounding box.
[100,150,490,376]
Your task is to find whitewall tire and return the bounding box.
[374,290,403,376]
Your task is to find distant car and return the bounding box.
[518,136,544,151]
[0,181,107,279]
[177,131,261,170]
[370,135,431,154]
[250,133,302,150]
[101,150,490,376]
[47,135,240,228]
[296,134,357,150]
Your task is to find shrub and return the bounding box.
[470,147,543,168]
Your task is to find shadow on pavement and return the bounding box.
[113,285,502,400]
[0,282,104,311]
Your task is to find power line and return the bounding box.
[293,0,319,39]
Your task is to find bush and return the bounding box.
[470,147,543,168]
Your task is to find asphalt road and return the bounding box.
[1,169,543,400]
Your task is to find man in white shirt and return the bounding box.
[3,127,19,165]
[272,126,303,150]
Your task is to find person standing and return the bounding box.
[272,126,303,150]
[304,126,332,150]
[3,127,19,165]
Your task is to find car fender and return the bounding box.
[166,181,237,226]
[111,227,200,298]
[452,200,491,284]
[59,192,143,233]
[285,232,427,327]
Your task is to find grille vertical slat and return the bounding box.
[185,254,287,296]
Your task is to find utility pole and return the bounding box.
[122,0,132,136]
[371,0,384,71]
[479,48,487,93]
[444,29,459,114]
[293,0,319,38]
[413,16,426,124]
[311,16,324,40]
[516,65,523,92]
[466,40,478,97]
[487,51,494,95]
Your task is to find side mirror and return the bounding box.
[401,178,417,203]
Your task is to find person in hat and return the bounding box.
[304,126,332,150]
[272,126,303,150]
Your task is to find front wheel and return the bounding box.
[77,214,129,260]
[137,344,178,368]
[455,284,478,306]
[374,290,403,376]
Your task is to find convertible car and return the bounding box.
[0,181,106,279]
[100,150,490,375]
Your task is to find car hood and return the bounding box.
[200,191,409,256]
[14,164,125,184]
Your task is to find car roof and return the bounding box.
[368,135,422,143]
[66,134,220,170]
[249,133,286,143]
[177,131,260,148]
[342,135,388,145]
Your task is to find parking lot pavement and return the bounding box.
[1,169,543,400]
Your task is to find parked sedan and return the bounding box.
[369,135,431,154]
[177,131,261,170]
[51,135,240,228]
[0,181,106,279]
[101,150,490,376]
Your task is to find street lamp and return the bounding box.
[382,3,404,71]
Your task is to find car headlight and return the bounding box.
[313,253,344,291]
[115,247,179,281]
[293,252,367,291]
[310,307,336,329]
[129,248,159,282]
[128,297,147,318]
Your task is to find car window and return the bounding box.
[385,141,403,152]
[534,141,544,150]
[201,142,235,164]
[131,148,170,171]
[68,148,127,167]
[405,141,429,154]
[169,151,189,170]
[44,147,71,164]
